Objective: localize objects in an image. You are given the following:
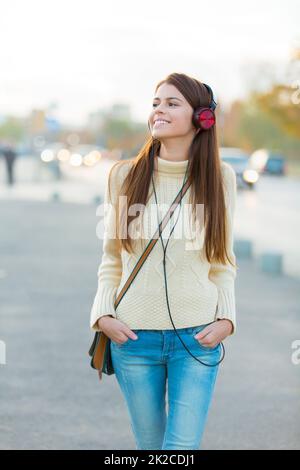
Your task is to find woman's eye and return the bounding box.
[152,103,176,107]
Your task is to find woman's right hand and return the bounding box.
[97,315,138,344]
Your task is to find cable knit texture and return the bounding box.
[90,156,237,335]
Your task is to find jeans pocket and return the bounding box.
[114,329,140,347]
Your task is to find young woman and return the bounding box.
[90,72,238,450]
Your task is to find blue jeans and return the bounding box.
[110,323,221,450]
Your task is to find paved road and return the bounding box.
[235,174,300,280]
[0,200,299,449]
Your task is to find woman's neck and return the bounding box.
[154,155,189,176]
[158,140,191,162]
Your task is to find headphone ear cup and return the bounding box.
[193,107,216,131]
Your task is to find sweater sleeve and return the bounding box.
[209,163,238,335]
[89,163,123,332]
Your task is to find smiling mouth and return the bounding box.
[154,120,170,125]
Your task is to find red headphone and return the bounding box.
[192,83,217,131]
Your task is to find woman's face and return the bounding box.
[148,82,197,139]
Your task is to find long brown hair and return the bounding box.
[108,72,236,267]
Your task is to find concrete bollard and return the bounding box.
[51,192,61,202]
[93,195,102,205]
[259,252,283,275]
[234,239,253,259]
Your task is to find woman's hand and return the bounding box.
[97,315,138,344]
[194,319,233,348]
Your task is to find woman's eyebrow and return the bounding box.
[153,97,183,101]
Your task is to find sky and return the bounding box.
[0,0,299,127]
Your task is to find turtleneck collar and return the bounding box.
[154,155,189,176]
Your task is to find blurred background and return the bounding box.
[0,0,299,450]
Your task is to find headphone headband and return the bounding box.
[202,83,218,111]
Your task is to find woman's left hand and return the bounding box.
[194,319,233,348]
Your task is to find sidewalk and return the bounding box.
[0,156,110,204]
[0,180,103,204]
[0,199,299,449]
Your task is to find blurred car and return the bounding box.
[220,147,259,189]
[249,149,287,176]
[263,154,286,175]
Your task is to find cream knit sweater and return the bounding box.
[90,156,237,334]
